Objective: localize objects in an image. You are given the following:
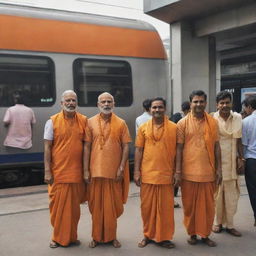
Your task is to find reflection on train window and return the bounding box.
[73,59,133,106]
[0,54,55,107]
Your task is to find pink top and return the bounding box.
[3,104,36,149]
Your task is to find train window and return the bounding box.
[73,59,133,106]
[0,54,55,107]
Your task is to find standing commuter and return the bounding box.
[135,99,151,134]
[134,97,177,249]
[44,90,88,248]
[171,100,190,204]
[175,90,222,247]
[212,91,243,236]
[242,95,256,226]
[84,92,131,248]
[3,91,36,149]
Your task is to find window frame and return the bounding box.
[0,53,56,107]
[73,58,133,107]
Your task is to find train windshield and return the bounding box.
[0,54,55,107]
[73,58,133,107]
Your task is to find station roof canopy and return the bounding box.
[144,0,255,24]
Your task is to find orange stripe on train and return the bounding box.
[0,14,167,59]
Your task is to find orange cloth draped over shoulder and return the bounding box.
[87,113,131,242]
[48,111,88,246]
[136,117,176,242]
[177,112,218,238]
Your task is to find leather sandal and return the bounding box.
[138,237,150,248]
[187,235,198,245]
[226,228,242,237]
[49,240,59,249]
[89,240,98,248]
[158,240,175,249]
[112,239,121,248]
[201,237,217,247]
[212,224,223,233]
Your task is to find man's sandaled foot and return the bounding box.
[212,224,223,233]
[174,201,180,208]
[226,228,242,237]
[201,237,217,247]
[70,240,81,246]
[158,240,175,249]
[138,237,150,248]
[89,240,98,248]
[112,239,121,248]
[187,235,198,245]
[49,240,59,249]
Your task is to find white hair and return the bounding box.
[97,92,114,103]
[61,90,77,101]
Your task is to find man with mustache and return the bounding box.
[175,90,222,247]
[134,97,177,249]
[84,92,131,248]
[212,91,243,237]
[44,90,88,248]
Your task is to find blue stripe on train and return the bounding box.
[0,152,44,164]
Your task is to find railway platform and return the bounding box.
[0,178,255,256]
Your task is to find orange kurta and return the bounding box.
[48,111,88,246]
[88,113,131,242]
[136,117,176,242]
[177,112,218,237]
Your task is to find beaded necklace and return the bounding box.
[151,118,165,143]
[98,114,111,149]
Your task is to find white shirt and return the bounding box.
[135,112,152,134]
[44,119,53,140]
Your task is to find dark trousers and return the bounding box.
[245,158,256,219]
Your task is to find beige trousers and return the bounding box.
[214,179,240,228]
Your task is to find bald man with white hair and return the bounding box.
[84,92,131,248]
[44,90,89,248]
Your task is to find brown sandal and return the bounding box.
[158,240,175,249]
[212,224,223,233]
[201,237,217,247]
[89,240,98,248]
[187,235,198,245]
[49,240,59,248]
[138,237,150,248]
[112,239,121,248]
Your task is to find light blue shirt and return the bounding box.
[242,110,256,159]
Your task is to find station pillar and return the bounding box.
[170,21,217,113]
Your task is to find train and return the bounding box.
[0,3,170,188]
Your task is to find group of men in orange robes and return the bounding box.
[135,91,222,248]
[44,90,131,249]
[44,89,223,249]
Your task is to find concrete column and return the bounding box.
[170,21,217,112]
